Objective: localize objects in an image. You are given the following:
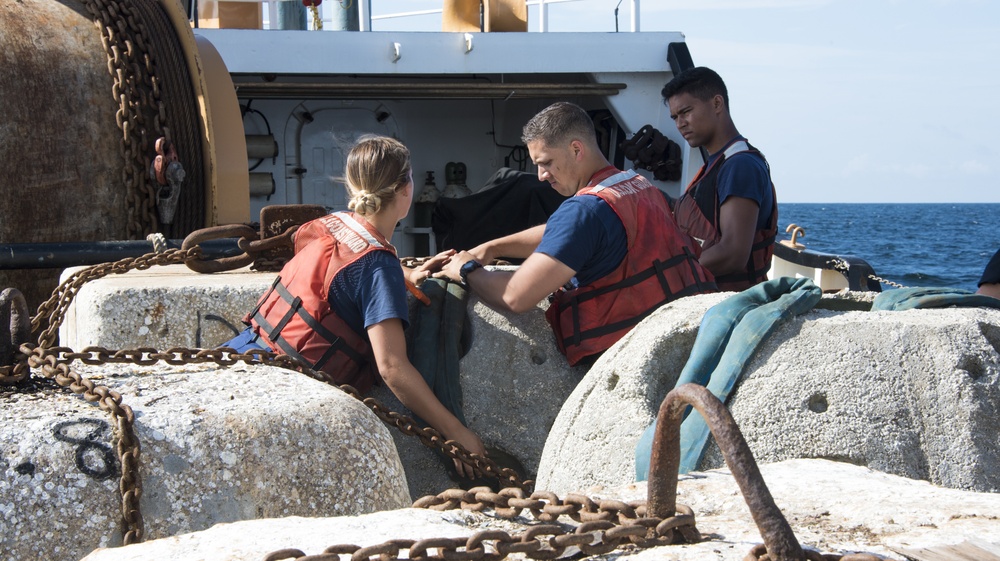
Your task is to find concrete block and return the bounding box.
[537,292,1000,494]
[59,265,274,350]
[0,362,409,561]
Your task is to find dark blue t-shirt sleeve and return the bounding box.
[329,251,409,337]
[980,249,1000,286]
[717,152,773,230]
[536,196,627,286]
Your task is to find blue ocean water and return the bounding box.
[776,203,1000,291]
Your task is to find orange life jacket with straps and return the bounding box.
[245,212,395,393]
[545,167,717,365]
[673,139,778,292]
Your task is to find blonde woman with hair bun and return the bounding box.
[224,135,484,478]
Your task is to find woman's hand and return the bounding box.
[446,424,487,479]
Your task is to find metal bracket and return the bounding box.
[647,383,805,561]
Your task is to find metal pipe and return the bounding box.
[233,82,626,100]
[631,0,640,32]
[0,239,245,270]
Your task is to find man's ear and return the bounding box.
[713,94,726,113]
[570,139,585,160]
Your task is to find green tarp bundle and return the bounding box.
[407,278,470,425]
[635,277,822,479]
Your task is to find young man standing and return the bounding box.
[663,67,778,291]
[439,102,715,366]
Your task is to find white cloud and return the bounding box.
[958,160,991,175]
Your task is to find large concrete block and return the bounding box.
[58,264,587,500]
[59,264,274,350]
[1,363,409,561]
[536,292,727,493]
[78,459,1000,561]
[537,293,1000,494]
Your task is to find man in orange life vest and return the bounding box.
[662,67,778,292]
[438,102,716,366]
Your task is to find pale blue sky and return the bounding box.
[370,0,1000,203]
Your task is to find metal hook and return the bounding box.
[783,223,806,249]
[1,287,30,372]
[647,383,805,561]
[181,224,258,273]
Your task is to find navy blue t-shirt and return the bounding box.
[535,195,628,287]
[329,250,409,337]
[708,138,774,230]
[981,249,1000,286]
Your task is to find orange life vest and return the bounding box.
[673,140,778,292]
[545,167,716,365]
[245,212,395,392]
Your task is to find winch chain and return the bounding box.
[84,0,164,239]
[262,486,701,561]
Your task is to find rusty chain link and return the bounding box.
[262,485,701,561]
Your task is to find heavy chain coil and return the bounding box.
[263,485,701,561]
[84,0,162,239]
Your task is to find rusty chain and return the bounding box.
[19,344,145,544]
[2,242,528,545]
[84,0,163,239]
[262,486,701,561]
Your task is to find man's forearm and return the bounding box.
[477,224,546,261]
[465,268,526,312]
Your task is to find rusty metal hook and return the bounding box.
[237,224,299,254]
[1,287,30,365]
[181,224,257,274]
[647,383,804,561]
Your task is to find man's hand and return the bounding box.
[438,250,478,284]
[404,249,456,286]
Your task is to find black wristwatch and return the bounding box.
[459,259,484,285]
